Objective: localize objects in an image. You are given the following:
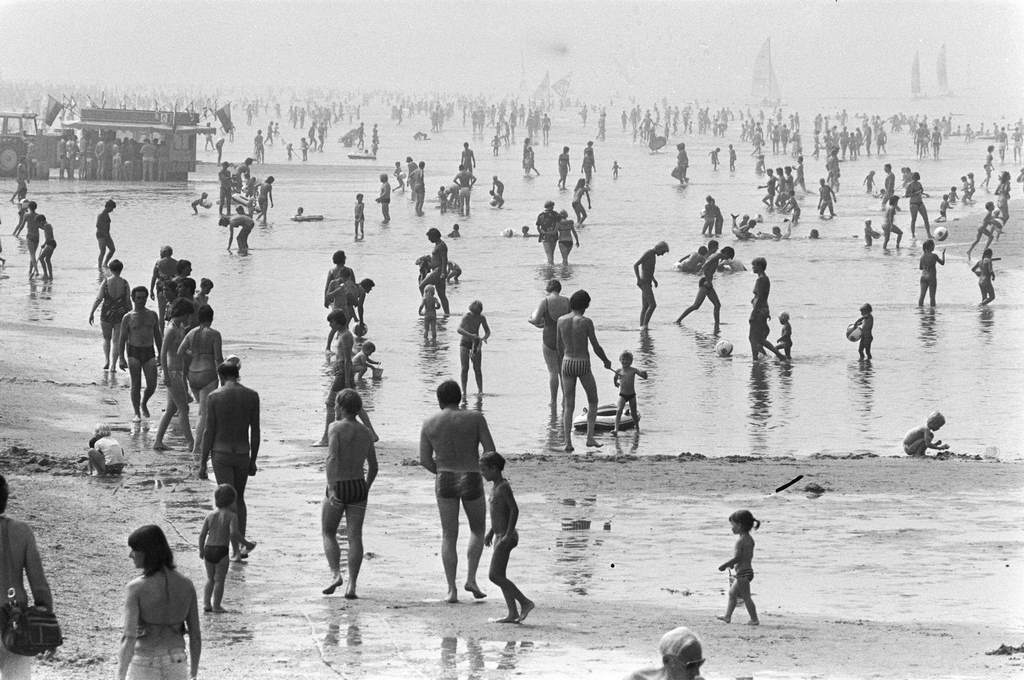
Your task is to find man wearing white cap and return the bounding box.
[623,626,705,680]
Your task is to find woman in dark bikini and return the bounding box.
[118,525,201,680]
[88,258,131,371]
[177,304,223,457]
[556,210,580,265]
[154,300,195,451]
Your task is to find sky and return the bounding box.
[1,0,1022,107]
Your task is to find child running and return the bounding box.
[480,451,534,624]
[717,509,760,625]
[198,484,256,612]
[613,350,648,433]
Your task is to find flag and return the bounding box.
[215,102,234,132]
[43,95,63,127]
[532,72,550,102]
[552,74,572,99]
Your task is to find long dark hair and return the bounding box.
[128,525,175,576]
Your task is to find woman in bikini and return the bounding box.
[571,178,591,226]
[177,304,223,459]
[88,258,131,371]
[153,300,196,452]
[556,210,580,266]
[118,525,201,680]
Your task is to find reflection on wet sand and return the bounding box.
[747,362,770,452]
[977,306,994,344]
[440,636,484,679]
[555,532,602,596]
[917,307,938,348]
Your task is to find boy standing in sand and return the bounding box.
[480,452,534,624]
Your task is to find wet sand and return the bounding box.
[3,346,1023,679]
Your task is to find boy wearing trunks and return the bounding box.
[420,380,495,603]
[480,451,534,623]
[321,389,378,599]
[118,286,162,422]
[613,351,647,433]
[557,290,613,451]
[199,484,255,612]
[675,246,735,333]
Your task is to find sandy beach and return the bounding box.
[2,338,1023,680]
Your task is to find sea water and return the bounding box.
[1,99,1022,460]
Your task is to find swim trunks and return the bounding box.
[327,479,369,507]
[561,357,591,378]
[204,545,229,565]
[435,471,484,501]
[44,239,57,248]
[619,393,636,400]
[735,568,754,582]
[127,345,156,363]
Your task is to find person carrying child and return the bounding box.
[716,509,760,626]
[198,484,256,611]
[480,451,534,623]
[613,350,647,434]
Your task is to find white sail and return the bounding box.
[912,52,921,97]
[751,38,781,103]
[937,44,948,94]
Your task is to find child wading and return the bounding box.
[717,509,760,625]
[198,484,256,612]
[480,452,534,623]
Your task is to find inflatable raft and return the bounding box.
[291,214,324,222]
[573,403,635,432]
[348,152,376,160]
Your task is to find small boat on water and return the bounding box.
[573,403,635,432]
[291,214,324,222]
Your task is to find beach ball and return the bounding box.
[715,340,733,357]
[354,323,367,338]
[846,323,862,342]
[933,226,949,242]
[490,200,498,207]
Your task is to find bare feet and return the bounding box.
[212,607,227,613]
[491,615,520,624]
[152,442,169,451]
[312,438,327,448]
[344,591,358,600]
[204,605,213,612]
[564,443,574,452]
[585,439,602,448]
[322,576,344,595]
[716,616,731,623]
[141,404,150,418]
[746,620,760,626]
[445,589,458,604]
[516,600,535,623]
[464,583,487,599]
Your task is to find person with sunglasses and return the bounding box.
[623,626,706,680]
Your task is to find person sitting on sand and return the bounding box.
[622,626,706,680]
[903,411,949,457]
[87,422,127,475]
[481,451,534,624]
[321,389,378,599]
[419,379,496,603]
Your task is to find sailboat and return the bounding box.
[751,38,782,107]
[911,52,923,99]
[936,44,953,97]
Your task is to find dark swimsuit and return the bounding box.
[435,471,484,501]
[204,545,229,565]
[128,345,157,363]
[327,479,369,507]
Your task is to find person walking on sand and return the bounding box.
[529,279,571,408]
[178,304,223,459]
[634,241,669,330]
[118,525,200,680]
[153,299,195,451]
[420,379,496,603]
[200,359,260,561]
[0,474,55,680]
[557,290,613,451]
[717,509,760,625]
[118,286,163,422]
[88,258,131,372]
[480,451,535,624]
[321,389,378,599]
[623,627,706,680]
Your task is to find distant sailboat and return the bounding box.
[751,38,782,106]
[936,44,953,97]
[911,52,923,99]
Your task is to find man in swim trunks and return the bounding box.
[421,228,450,315]
[224,206,255,253]
[557,290,613,451]
[529,279,571,408]
[118,286,162,422]
[675,246,735,333]
[201,359,260,560]
[218,162,232,216]
[96,199,117,271]
[420,379,495,603]
[634,241,670,330]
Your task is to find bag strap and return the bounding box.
[2,517,15,603]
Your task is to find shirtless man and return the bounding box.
[454,165,477,217]
[411,161,426,216]
[224,206,255,253]
[420,228,450,314]
[218,162,232,216]
[255,176,274,226]
[675,246,735,333]
[96,199,117,271]
[557,146,570,190]
[529,279,571,407]
[201,359,260,560]
[118,286,163,422]
[880,163,896,209]
[460,142,476,171]
[557,290,613,451]
[634,242,670,330]
[420,380,495,603]
[149,246,178,326]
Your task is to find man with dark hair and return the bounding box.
[0,475,54,679]
[529,279,570,407]
[419,380,496,603]
[421,228,450,314]
[119,285,162,422]
[201,358,260,560]
[556,290,612,451]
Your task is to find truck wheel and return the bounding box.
[0,144,19,176]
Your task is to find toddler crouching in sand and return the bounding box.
[717,509,760,625]
[87,423,126,475]
[903,411,949,457]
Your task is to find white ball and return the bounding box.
[846,324,862,342]
[715,340,733,357]
[933,226,949,242]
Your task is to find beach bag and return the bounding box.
[1,520,62,655]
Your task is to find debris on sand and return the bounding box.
[804,482,827,497]
[986,643,1024,655]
